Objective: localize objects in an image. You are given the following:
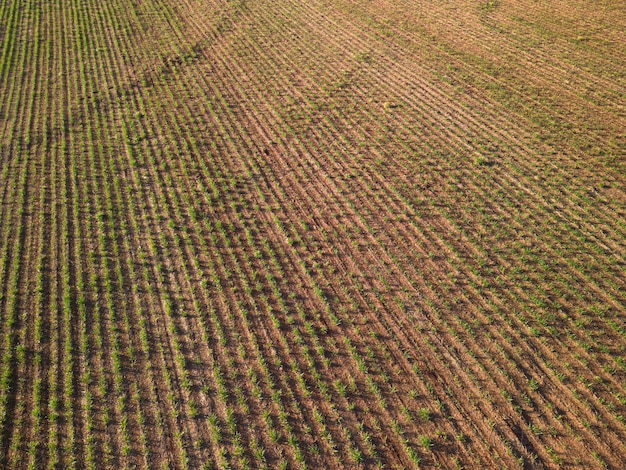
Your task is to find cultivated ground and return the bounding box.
[0,0,625,468]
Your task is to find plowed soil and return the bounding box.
[1,0,625,468]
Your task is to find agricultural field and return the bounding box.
[1,0,625,468]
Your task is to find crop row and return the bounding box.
[0,0,624,468]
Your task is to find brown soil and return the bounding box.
[0,0,624,468]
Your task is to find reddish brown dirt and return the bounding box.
[0,0,625,469]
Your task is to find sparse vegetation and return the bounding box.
[0,0,625,468]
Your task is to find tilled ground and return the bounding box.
[0,0,624,468]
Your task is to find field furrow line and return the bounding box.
[155,9,528,464]
[169,0,624,462]
[1,0,624,468]
[0,0,49,464]
[122,4,424,466]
